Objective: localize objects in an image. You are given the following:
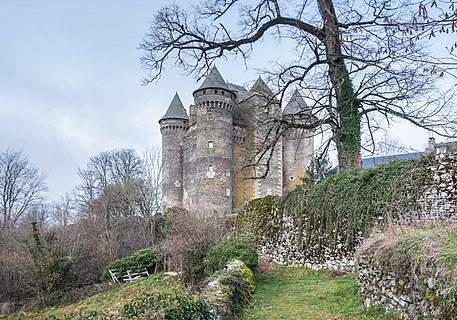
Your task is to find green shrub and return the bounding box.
[122,289,211,319]
[101,246,157,281]
[204,237,258,275]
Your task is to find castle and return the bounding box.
[159,67,314,215]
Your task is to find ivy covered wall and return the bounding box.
[236,153,457,270]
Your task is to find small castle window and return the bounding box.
[207,112,213,120]
[290,176,295,180]
[214,90,218,94]
[206,164,215,178]
[225,169,230,177]
[208,141,214,148]
[203,90,206,94]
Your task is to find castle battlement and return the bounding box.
[160,67,314,215]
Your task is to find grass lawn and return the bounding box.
[0,274,183,320]
[1,266,400,319]
[243,266,397,320]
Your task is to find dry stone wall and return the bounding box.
[356,255,449,319]
[238,151,457,271]
[419,152,457,221]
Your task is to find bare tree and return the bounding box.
[0,149,47,229]
[140,0,457,172]
[141,146,162,216]
[50,193,76,227]
[76,147,163,219]
[76,149,143,213]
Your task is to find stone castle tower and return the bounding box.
[159,67,314,215]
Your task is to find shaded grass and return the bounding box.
[0,274,183,320]
[243,266,397,320]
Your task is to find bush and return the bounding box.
[122,289,211,319]
[204,237,258,275]
[101,246,157,281]
[161,209,229,284]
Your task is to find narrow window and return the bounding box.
[206,164,216,178]
[207,112,213,120]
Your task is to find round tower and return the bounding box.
[282,90,314,193]
[159,93,188,212]
[193,67,235,216]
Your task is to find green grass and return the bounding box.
[2,267,400,320]
[0,274,184,320]
[243,266,397,320]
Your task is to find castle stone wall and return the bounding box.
[193,89,235,216]
[160,119,187,211]
[282,128,314,192]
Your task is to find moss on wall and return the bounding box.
[203,260,256,319]
[235,195,283,244]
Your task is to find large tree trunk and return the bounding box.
[319,0,362,172]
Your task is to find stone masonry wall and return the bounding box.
[356,255,451,319]
[249,151,457,271]
[418,152,457,221]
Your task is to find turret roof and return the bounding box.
[250,77,274,97]
[283,90,308,115]
[160,93,188,122]
[244,77,276,102]
[198,66,230,91]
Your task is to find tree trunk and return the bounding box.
[319,0,362,172]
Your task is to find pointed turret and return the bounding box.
[244,77,274,100]
[243,76,279,116]
[197,66,230,91]
[159,93,188,122]
[191,66,236,216]
[160,93,189,212]
[250,77,274,97]
[282,90,314,194]
[283,90,309,116]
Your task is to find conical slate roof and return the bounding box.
[244,77,275,102]
[250,77,274,97]
[283,90,308,115]
[160,93,188,122]
[198,66,230,91]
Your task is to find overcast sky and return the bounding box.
[0,1,239,201]
[0,1,434,202]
